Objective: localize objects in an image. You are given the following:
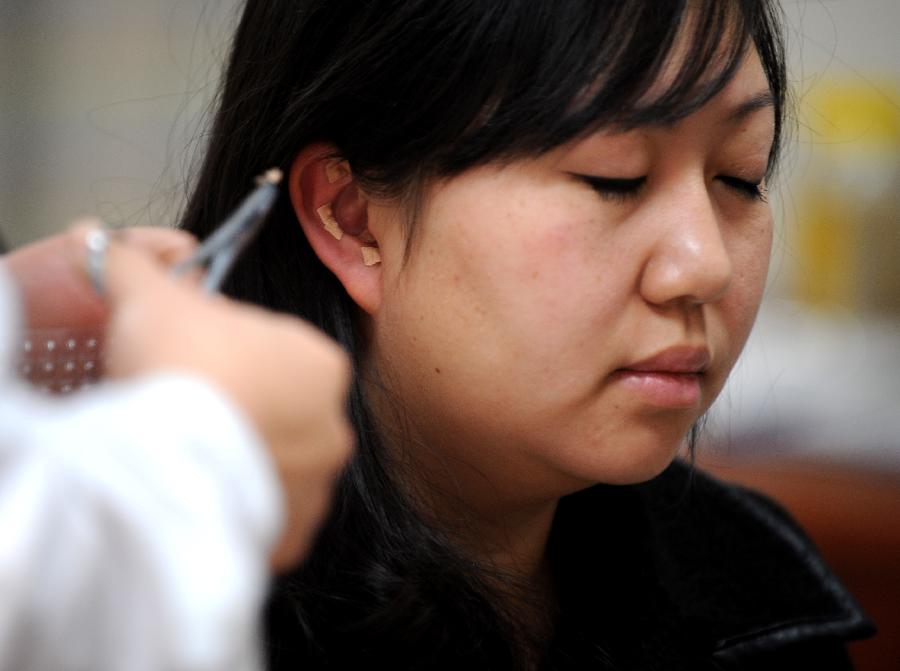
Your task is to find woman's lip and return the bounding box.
[626,346,711,374]
[611,369,703,408]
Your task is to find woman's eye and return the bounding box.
[572,174,647,203]
[719,175,767,202]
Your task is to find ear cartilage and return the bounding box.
[325,160,350,184]
[361,246,381,266]
[316,203,344,240]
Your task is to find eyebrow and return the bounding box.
[728,90,775,122]
[627,89,777,131]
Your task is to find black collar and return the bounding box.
[548,460,874,669]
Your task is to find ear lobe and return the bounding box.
[288,143,383,315]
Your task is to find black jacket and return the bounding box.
[544,460,876,670]
[266,459,875,670]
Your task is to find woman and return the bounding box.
[182,1,874,668]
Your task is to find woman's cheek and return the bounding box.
[718,213,773,366]
[738,210,773,315]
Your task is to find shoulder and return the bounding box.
[554,460,873,667]
[634,460,875,666]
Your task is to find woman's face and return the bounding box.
[367,51,775,502]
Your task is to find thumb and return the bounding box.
[102,236,178,306]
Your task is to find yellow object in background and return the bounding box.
[792,79,900,316]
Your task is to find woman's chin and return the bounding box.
[550,428,690,489]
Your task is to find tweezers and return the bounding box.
[171,168,283,293]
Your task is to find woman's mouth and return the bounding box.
[611,345,710,408]
[610,369,703,408]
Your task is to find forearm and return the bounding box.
[0,305,282,671]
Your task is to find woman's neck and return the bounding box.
[364,369,562,582]
[374,411,563,667]
[364,364,565,651]
[385,425,560,582]
[424,484,560,667]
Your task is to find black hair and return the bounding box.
[180,1,787,668]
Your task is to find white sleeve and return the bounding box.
[0,267,284,671]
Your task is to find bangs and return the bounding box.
[417,0,783,174]
[196,0,785,224]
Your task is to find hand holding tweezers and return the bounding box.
[171,168,283,293]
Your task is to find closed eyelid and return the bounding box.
[717,175,768,202]
[568,173,647,202]
[568,173,646,188]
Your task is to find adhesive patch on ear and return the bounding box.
[325,160,350,184]
[316,203,344,240]
[361,246,381,266]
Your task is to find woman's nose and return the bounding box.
[638,183,733,307]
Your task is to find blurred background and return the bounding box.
[0,0,241,248]
[1,0,898,668]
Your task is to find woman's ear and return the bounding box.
[289,143,383,314]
